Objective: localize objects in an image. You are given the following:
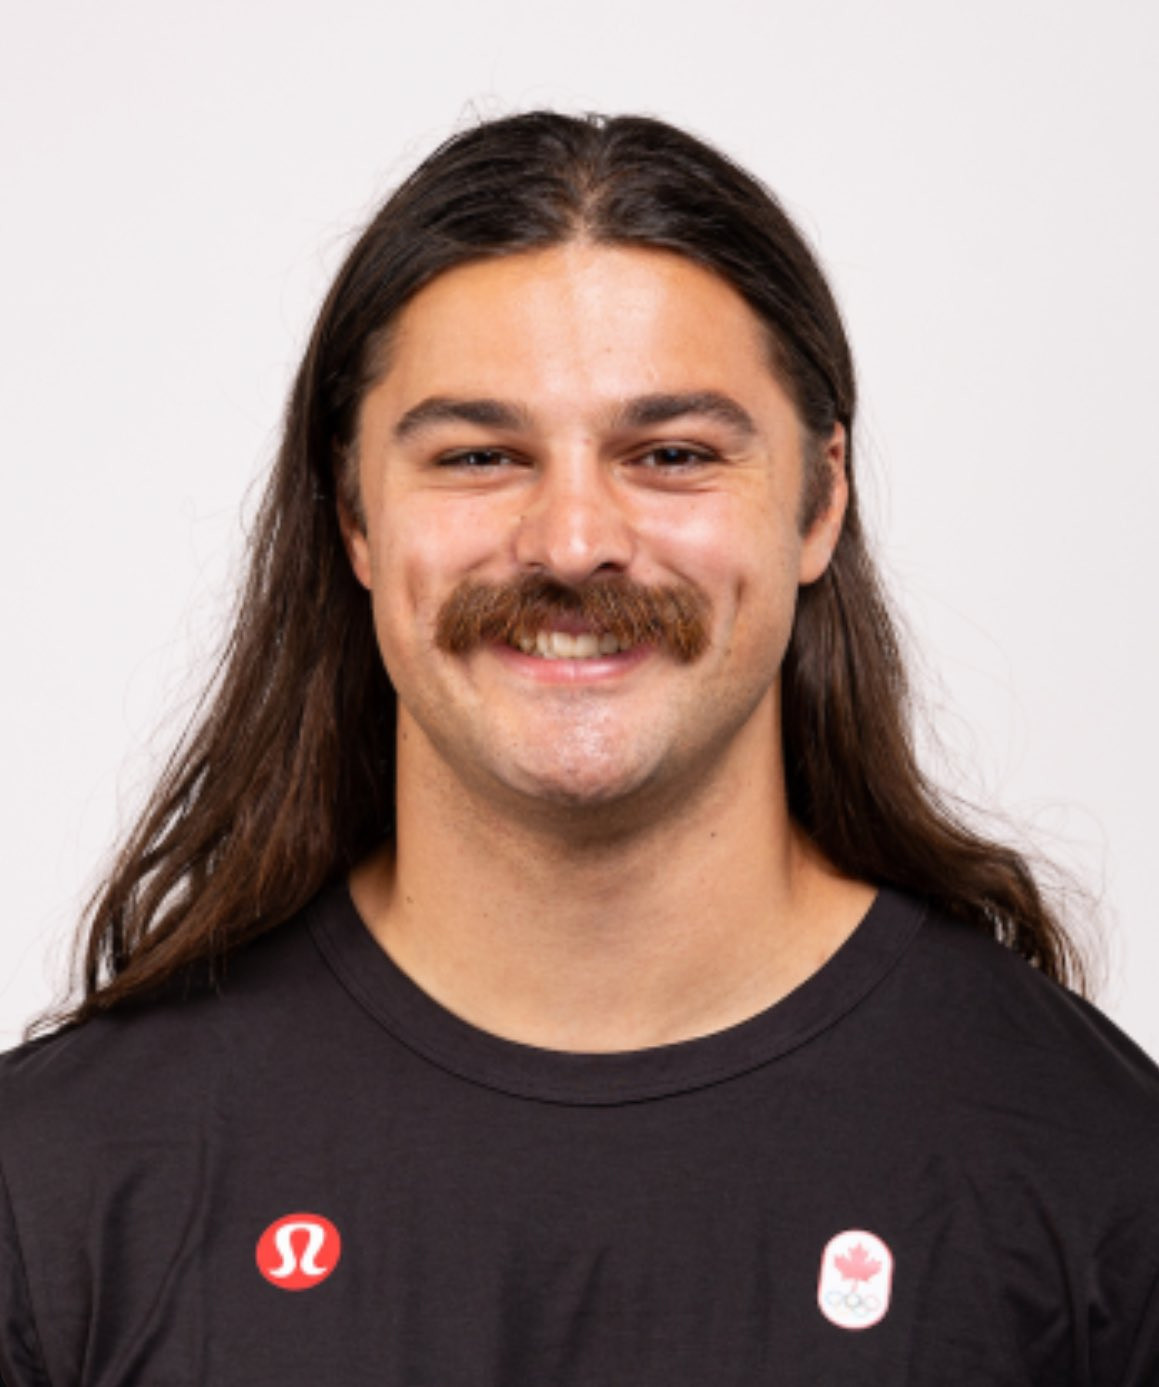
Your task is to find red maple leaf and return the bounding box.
[834,1243,882,1283]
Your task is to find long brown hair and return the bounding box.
[30,111,1092,1038]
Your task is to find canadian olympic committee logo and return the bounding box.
[256,1212,343,1290]
[817,1228,894,1329]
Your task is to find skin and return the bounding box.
[340,242,876,1052]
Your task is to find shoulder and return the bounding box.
[0,886,347,1170]
[0,886,359,1382]
[881,900,1159,1379]
[905,899,1156,1079]
[880,894,1159,1169]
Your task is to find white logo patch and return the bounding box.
[817,1228,893,1329]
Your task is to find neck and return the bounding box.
[350,704,874,1052]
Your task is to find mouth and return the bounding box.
[508,629,639,661]
[484,628,653,683]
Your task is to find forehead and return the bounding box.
[373,243,783,413]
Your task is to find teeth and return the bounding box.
[515,630,630,659]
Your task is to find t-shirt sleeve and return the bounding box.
[0,1154,51,1387]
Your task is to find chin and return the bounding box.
[501,751,658,813]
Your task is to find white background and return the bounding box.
[1,0,1156,1052]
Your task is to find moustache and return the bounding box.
[434,574,711,662]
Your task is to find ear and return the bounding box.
[334,457,374,592]
[797,422,849,586]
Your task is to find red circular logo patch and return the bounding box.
[256,1212,342,1290]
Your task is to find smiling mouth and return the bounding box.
[508,630,640,660]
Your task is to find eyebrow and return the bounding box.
[392,396,533,442]
[391,390,758,444]
[610,391,758,440]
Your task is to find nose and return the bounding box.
[512,450,635,584]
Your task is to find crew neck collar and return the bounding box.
[309,881,927,1106]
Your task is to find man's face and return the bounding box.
[342,243,846,822]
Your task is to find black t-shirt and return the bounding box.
[2,884,1158,1385]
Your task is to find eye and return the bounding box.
[436,448,513,469]
[634,445,717,469]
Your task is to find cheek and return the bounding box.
[368,492,512,638]
[641,495,801,623]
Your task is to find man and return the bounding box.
[1,111,1156,1385]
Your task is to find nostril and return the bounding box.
[511,502,635,584]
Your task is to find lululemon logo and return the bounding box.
[256,1213,342,1290]
[817,1228,893,1329]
